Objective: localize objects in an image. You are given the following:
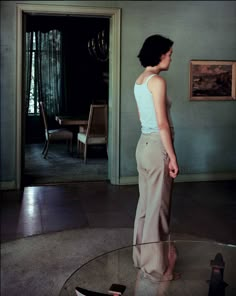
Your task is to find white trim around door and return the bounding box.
[16,3,121,188]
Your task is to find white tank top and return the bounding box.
[134,74,174,135]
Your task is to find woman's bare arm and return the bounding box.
[149,76,178,178]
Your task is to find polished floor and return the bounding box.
[1,180,236,244]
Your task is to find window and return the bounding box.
[26,32,38,115]
[26,30,62,115]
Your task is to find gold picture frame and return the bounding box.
[189,60,236,101]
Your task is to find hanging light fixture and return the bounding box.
[88,29,109,62]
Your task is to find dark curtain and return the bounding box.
[60,30,69,115]
[25,31,33,115]
[25,15,109,121]
[35,29,63,118]
[25,28,64,128]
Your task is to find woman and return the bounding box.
[133,34,179,282]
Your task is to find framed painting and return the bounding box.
[189,60,236,100]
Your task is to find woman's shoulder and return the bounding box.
[135,72,157,85]
[150,74,166,83]
[148,75,166,90]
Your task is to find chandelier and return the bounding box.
[88,30,109,62]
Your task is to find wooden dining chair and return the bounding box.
[39,101,73,158]
[77,104,108,163]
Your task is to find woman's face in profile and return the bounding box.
[159,48,173,71]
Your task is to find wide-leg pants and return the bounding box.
[133,132,173,280]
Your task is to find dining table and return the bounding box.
[55,115,88,132]
[55,115,88,127]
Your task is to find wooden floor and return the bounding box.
[1,180,236,244]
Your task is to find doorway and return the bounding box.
[16,4,121,188]
[24,14,110,185]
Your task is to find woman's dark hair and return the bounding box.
[138,34,173,67]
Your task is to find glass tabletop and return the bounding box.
[59,240,236,296]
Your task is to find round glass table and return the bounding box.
[59,240,236,296]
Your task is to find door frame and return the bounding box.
[16,3,121,187]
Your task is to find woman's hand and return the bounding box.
[168,158,179,178]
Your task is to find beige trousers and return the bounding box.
[133,132,173,279]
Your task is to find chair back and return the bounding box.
[39,101,48,129]
[86,104,107,138]
[39,101,49,139]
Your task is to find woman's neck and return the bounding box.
[145,65,161,75]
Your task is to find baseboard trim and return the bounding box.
[119,173,236,185]
[0,181,16,190]
[119,176,138,185]
[175,173,236,183]
[1,173,235,189]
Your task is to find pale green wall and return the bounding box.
[1,1,236,189]
[119,1,236,181]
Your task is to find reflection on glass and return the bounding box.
[133,241,180,282]
[59,241,236,296]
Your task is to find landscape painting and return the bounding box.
[189,60,236,100]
